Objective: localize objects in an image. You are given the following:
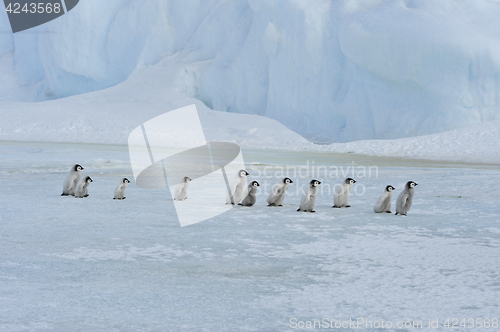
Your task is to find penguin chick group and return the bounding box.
[225,171,418,216]
[62,164,418,216]
[61,164,130,200]
[373,181,418,215]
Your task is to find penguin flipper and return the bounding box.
[401,193,410,208]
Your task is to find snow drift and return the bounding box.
[1,0,500,143]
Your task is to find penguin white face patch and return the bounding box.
[239,171,247,177]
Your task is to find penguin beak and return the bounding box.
[353,180,357,183]
[245,171,249,176]
[257,183,260,186]
[318,181,321,184]
[81,167,84,170]
[414,183,418,186]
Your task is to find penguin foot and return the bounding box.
[123,197,126,200]
[311,210,316,213]
[297,208,301,212]
[385,211,392,213]
[113,198,116,200]
[395,213,399,215]
[332,206,340,208]
[345,205,351,208]
[61,193,68,196]
[402,213,407,216]
[278,205,283,207]
[238,203,242,206]
[84,194,89,197]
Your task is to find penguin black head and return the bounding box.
[310,179,321,187]
[346,178,356,185]
[74,164,84,172]
[239,170,249,177]
[184,176,192,182]
[407,181,418,188]
[85,176,93,183]
[123,178,130,184]
[250,180,260,187]
[386,185,396,192]
[284,177,293,184]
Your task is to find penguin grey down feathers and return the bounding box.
[374,185,395,213]
[297,180,321,212]
[226,169,249,205]
[395,181,418,216]
[61,164,83,196]
[174,177,191,201]
[114,178,130,200]
[240,181,260,206]
[75,176,93,198]
[267,178,293,206]
[333,178,356,208]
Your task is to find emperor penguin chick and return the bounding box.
[240,181,260,206]
[297,180,321,212]
[333,178,356,208]
[226,169,249,205]
[114,178,130,200]
[374,185,396,213]
[395,181,418,216]
[174,177,191,201]
[267,177,293,206]
[75,176,93,198]
[61,164,84,196]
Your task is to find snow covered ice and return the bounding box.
[1,143,500,331]
[1,0,500,330]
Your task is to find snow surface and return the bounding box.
[2,0,500,142]
[1,142,499,331]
